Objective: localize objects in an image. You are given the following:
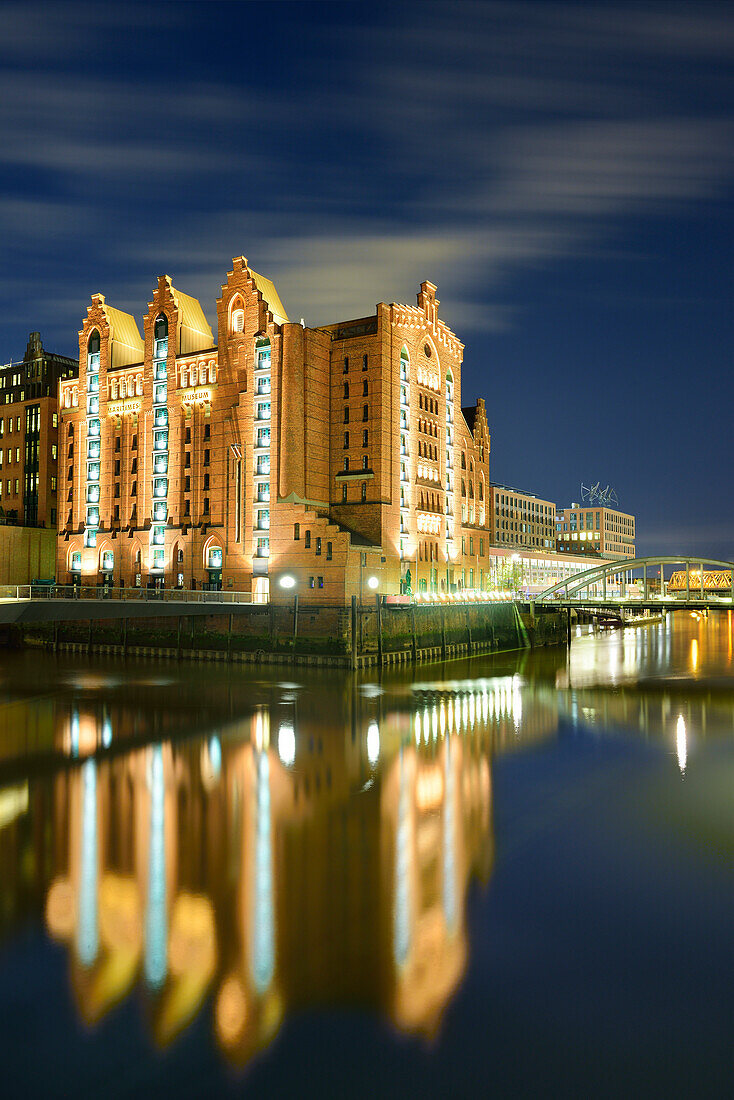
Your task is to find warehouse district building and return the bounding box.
[57,259,494,601]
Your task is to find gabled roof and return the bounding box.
[103,303,144,368]
[167,282,214,354]
[461,406,477,435]
[250,269,289,326]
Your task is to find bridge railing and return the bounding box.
[0,584,255,604]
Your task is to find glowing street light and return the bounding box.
[279,574,296,589]
[367,575,379,590]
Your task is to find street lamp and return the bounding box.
[279,574,296,589]
[367,575,379,591]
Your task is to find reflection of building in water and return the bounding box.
[35,687,505,1070]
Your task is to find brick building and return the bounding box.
[57,260,491,600]
[0,332,78,528]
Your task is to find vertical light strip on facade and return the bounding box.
[445,372,455,561]
[150,315,169,576]
[399,347,410,561]
[84,331,101,550]
[253,339,271,567]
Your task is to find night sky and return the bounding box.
[1,1,733,557]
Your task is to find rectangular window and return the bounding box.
[343,357,349,374]
[318,576,324,588]
[294,523,300,540]
[362,429,368,447]
[203,448,210,466]
[362,354,368,371]
[343,431,349,449]
[342,484,347,502]
[326,541,332,560]
[305,530,311,548]
[114,460,120,476]
[204,423,211,440]
[343,407,349,424]
[203,496,210,514]
[184,475,190,491]
[362,404,368,421]
[316,537,321,556]
[50,476,57,491]
[309,576,315,588]
[52,412,58,428]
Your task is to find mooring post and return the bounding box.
[292,596,298,648]
[350,594,357,670]
[566,606,572,646]
[411,600,418,664]
[376,593,383,666]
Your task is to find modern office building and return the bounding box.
[0,332,78,528]
[57,261,491,599]
[490,484,556,552]
[555,503,635,560]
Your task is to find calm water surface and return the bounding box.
[1,612,734,1097]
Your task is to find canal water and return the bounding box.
[1,612,733,1097]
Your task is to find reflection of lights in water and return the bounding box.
[442,739,457,934]
[145,745,167,989]
[101,716,112,748]
[439,701,446,737]
[77,759,98,967]
[511,677,523,732]
[367,721,380,765]
[414,712,421,746]
[278,723,295,767]
[462,695,469,729]
[576,626,582,637]
[676,715,687,775]
[209,736,222,779]
[393,750,411,967]
[468,693,475,729]
[217,975,248,1044]
[70,710,79,758]
[431,706,438,741]
[447,697,454,734]
[423,707,430,744]
[481,691,489,724]
[690,639,699,672]
[251,751,274,993]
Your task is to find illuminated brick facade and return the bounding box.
[57,260,491,600]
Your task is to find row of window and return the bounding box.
[293,525,334,558]
[343,430,369,448]
[343,380,369,398]
[343,405,369,423]
[343,355,369,373]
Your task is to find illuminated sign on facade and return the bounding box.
[180,386,212,406]
[107,398,141,417]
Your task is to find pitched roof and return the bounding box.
[166,282,214,354]
[461,405,477,435]
[104,304,144,367]
[250,269,289,325]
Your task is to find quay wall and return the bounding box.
[6,601,566,668]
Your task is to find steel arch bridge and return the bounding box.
[534,555,734,608]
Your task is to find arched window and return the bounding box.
[136,377,143,395]
[208,363,216,383]
[231,308,244,333]
[88,330,100,355]
[154,314,168,340]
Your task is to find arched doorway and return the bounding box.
[202,536,223,591]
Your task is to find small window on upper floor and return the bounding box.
[362,354,368,371]
[362,380,368,396]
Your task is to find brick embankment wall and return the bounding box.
[12,601,566,668]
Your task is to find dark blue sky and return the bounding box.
[1,1,733,556]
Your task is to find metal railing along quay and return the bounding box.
[0,584,256,604]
